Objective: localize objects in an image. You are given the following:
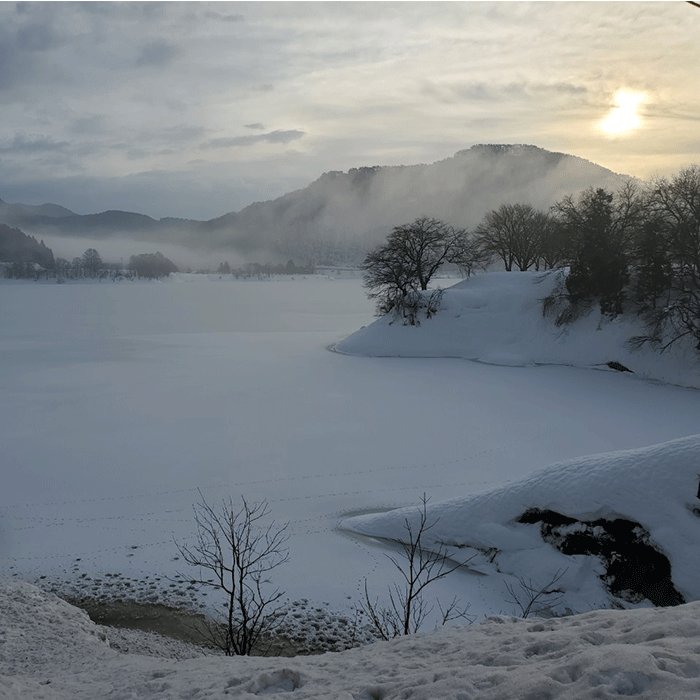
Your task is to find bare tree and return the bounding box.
[504,569,567,618]
[362,240,419,317]
[449,232,491,277]
[175,491,289,656]
[388,217,464,291]
[362,217,467,320]
[537,215,570,271]
[633,166,700,351]
[361,495,473,640]
[473,203,552,272]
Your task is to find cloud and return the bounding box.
[135,39,180,68]
[15,18,64,53]
[0,133,69,154]
[422,80,588,105]
[0,165,307,221]
[69,116,105,136]
[200,130,306,150]
[0,1,696,219]
[137,124,208,144]
[508,82,588,97]
[202,10,244,23]
[0,25,41,92]
[126,148,149,161]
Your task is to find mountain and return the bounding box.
[0,198,75,226]
[47,210,161,235]
[199,144,632,263]
[1,145,632,264]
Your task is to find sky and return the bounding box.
[1,1,698,221]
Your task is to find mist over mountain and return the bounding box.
[1,145,631,266]
[0,198,75,223]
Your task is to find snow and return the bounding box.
[335,270,700,389]
[337,271,700,615]
[341,434,700,615]
[3,579,700,699]
[3,271,700,696]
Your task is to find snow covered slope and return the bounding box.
[342,435,700,614]
[335,271,700,389]
[3,580,700,700]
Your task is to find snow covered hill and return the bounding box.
[335,271,700,389]
[3,580,700,700]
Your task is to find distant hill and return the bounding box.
[1,145,632,265]
[49,210,161,235]
[0,198,75,226]
[0,223,54,267]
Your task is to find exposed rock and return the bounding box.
[517,508,684,607]
[605,361,633,373]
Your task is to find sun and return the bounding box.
[600,91,644,135]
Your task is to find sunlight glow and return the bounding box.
[600,91,644,134]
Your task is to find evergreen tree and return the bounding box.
[632,217,672,310]
[81,248,103,277]
[554,186,639,317]
[129,251,178,279]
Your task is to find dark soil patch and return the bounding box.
[64,596,336,657]
[66,597,213,646]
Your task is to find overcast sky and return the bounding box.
[1,1,698,220]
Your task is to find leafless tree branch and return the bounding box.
[361,494,474,639]
[175,490,289,655]
[504,569,568,618]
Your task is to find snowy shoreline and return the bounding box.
[31,578,381,657]
[336,271,700,390]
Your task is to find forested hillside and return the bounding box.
[0,223,54,267]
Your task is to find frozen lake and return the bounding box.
[3,274,700,619]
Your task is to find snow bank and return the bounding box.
[2,580,700,699]
[342,435,700,614]
[335,271,700,388]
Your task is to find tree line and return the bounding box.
[362,166,700,352]
[216,259,315,278]
[3,247,178,281]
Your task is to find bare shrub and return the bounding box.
[504,569,567,618]
[361,495,474,640]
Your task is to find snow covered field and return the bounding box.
[2,272,700,620]
[3,271,700,697]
